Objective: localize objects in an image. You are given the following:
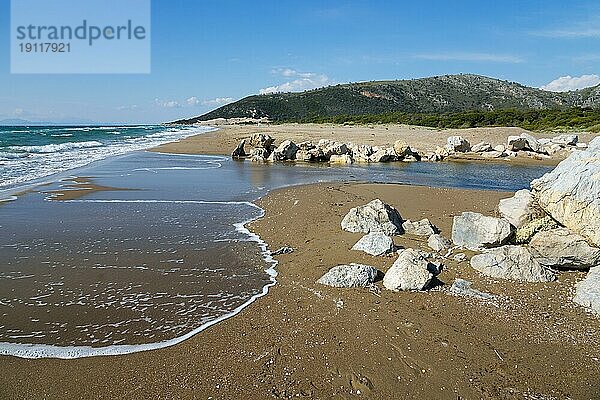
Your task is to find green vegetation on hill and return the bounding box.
[290,107,600,133]
[174,74,600,126]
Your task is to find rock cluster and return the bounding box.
[233,132,587,164]
[232,135,420,164]
[316,137,600,316]
[426,133,586,162]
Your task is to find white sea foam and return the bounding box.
[9,141,103,153]
[0,201,277,360]
[0,126,215,189]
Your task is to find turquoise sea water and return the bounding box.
[0,125,212,189]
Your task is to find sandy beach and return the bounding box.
[152,123,596,165]
[1,180,598,399]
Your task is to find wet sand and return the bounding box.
[152,123,596,165]
[1,182,598,399]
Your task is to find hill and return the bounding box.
[174,74,600,124]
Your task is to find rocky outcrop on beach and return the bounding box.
[341,199,404,236]
[470,245,556,282]
[317,264,379,288]
[383,249,442,291]
[531,137,600,246]
[351,232,395,256]
[451,212,513,250]
[528,228,600,270]
[230,130,588,165]
[574,266,600,315]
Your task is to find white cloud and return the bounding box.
[412,52,523,63]
[186,96,200,106]
[154,96,235,108]
[540,74,600,92]
[154,98,181,108]
[201,97,234,106]
[260,69,333,94]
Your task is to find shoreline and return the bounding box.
[2,182,598,399]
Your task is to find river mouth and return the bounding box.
[0,151,552,358]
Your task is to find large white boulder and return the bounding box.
[317,264,379,288]
[528,228,600,270]
[383,249,442,291]
[451,212,513,250]
[531,136,600,246]
[341,199,403,236]
[351,232,395,256]
[470,245,556,282]
[520,132,543,153]
[498,189,544,228]
[446,136,471,153]
[573,266,600,315]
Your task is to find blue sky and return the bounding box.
[1,0,600,124]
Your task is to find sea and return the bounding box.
[0,125,554,359]
[0,125,212,191]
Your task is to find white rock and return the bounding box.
[528,228,600,270]
[507,135,528,151]
[428,234,452,252]
[531,136,600,246]
[249,147,269,162]
[494,144,506,153]
[471,142,493,153]
[402,219,437,236]
[329,154,353,164]
[498,189,544,228]
[248,133,275,149]
[317,264,379,288]
[470,245,556,282]
[573,266,600,315]
[383,249,441,291]
[451,212,513,251]
[368,147,396,162]
[341,199,404,236]
[446,136,471,153]
[552,134,578,146]
[449,279,496,300]
[273,140,299,160]
[351,232,395,256]
[520,132,543,153]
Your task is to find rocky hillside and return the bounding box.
[175,74,600,124]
